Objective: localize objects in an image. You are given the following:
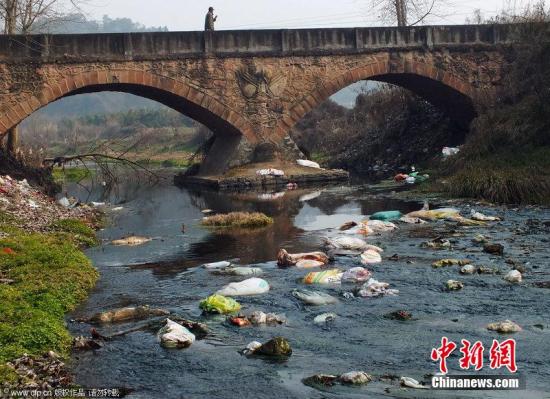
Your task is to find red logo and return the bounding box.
[431,337,517,374]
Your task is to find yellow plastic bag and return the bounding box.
[199,294,241,314]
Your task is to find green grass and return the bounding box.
[310,152,329,166]
[0,218,98,383]
[52,167,92,183]
[434,136,550,204]
[48,219,99,247]
[201,212,273,228]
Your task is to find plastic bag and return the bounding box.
[213,267,263,276]
[292,289,338,305]
[370,211,402,221]
[342,267,372,283]
[357,278,399,297]
[470,210,501,221]
[360,249,382,265]
[256,168,284,176]
[303,269,343,284]
[158,319,195,348]
[504,270,522,283]
[297,159,321,169]
[363,220,397,233]
[200,294,241,314]
[216,277,270,296]
[407,208,460,221]
[277,249,329,267]
[203,261,231,269]
[442,147,460,157]
[325,236,368,251]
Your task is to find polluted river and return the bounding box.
[65,174,550,399]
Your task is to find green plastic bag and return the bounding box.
[199,294,241,314]
[370,210,403,221]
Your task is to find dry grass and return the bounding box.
[201,212,274,228]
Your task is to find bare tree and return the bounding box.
[0,0,90,154]
[371,0,448,26]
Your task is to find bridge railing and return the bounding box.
[0,24,531,62]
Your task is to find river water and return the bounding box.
[66,175,550,399]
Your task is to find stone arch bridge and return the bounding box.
[0,24,522,174]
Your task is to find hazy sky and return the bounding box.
[81,0,536,31]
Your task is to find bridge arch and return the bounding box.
[0,69,258,144]
[276,59,479,139]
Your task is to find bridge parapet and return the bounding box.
[0,24,526,62]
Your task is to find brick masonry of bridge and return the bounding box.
[0,24,522,175]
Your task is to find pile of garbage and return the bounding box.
[0,175,98,232]
[3,351,72,390]
[393,166,429,185]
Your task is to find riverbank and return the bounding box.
[175,161,349,190]
[0,175,99,388]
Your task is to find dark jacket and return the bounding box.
[205,12,216,31]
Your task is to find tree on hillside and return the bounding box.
[371,0,448,26]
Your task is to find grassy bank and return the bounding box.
[442,147,550,205]
[0,214,99,384]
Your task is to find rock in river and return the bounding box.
[339,371,372,385]
[504,270,522,283]
[487,320,522,333]
[484,243,504,256]
[445,280,464,291]
[254,337,292,357]
[89,306,170,324]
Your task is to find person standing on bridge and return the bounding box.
[205,7,217,31]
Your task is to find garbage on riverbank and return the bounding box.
[297,159,321,169]
[201,212,273,228]
[0,174,99,232]
[256,168,285,177]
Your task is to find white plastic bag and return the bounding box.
[325,236,368,251]
[158,319,195,348]
[216,277,270,296]
[360,249,382,265]
[297,159,321,169]
[203,261,231,269]
[342,267,372,283]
